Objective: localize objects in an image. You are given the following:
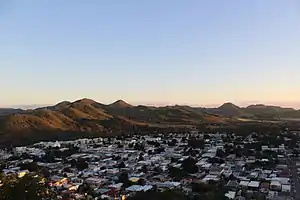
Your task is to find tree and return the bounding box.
[192,182,213,193]
[188,138,204,149]
[154,147,165,154]
[127,190,189,200]
[0,173,59,200]
[62,167,72,173]
[154,166,162,174]
[134,143,145,151]
[171,157,178,163]
[182,157,198,173]
[113,155,122,161]
[137,178,146,186]
[168,139,178,146]
[128,143,134,148]
[69,158,88,171]
[78,182,96,198]
[138,155,144,161]
[216,149,225,158]
[41,150,55,163]
[118,172,130,187]
[154,142,160,148]
[140,165,148,173]
[168,167,188,181]
[18,162,39,172]
[40,168,51,178]
[118,161,126,168]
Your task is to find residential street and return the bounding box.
[288,157,300,200]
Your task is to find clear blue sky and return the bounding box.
[1,0,299,107]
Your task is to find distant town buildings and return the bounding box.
[1,130,300,200]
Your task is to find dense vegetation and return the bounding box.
[0,173,58,200]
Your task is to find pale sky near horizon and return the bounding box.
[1,0,300,108]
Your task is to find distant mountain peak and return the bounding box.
[219,102,240,109]
[245,104,295,114]
[54,101,71,107]
[247,104,267,108]
[73,98,97,105]
[33,101,71,111]
[109,100,132,108]
[214,102,245,117]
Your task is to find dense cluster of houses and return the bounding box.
[0,131,299,200]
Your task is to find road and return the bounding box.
[288,157,300,200]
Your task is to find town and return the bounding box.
[0,129,300,200]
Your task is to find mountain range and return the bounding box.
[205,102,300,119]
[0,108,23,116]
[0,99,299,146]
[196,103,300,120]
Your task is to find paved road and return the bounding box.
[288,157,300,200]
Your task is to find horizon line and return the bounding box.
[3,99,300,110]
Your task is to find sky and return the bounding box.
[0,0,299,108]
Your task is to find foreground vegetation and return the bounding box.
[0,173,58,200]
